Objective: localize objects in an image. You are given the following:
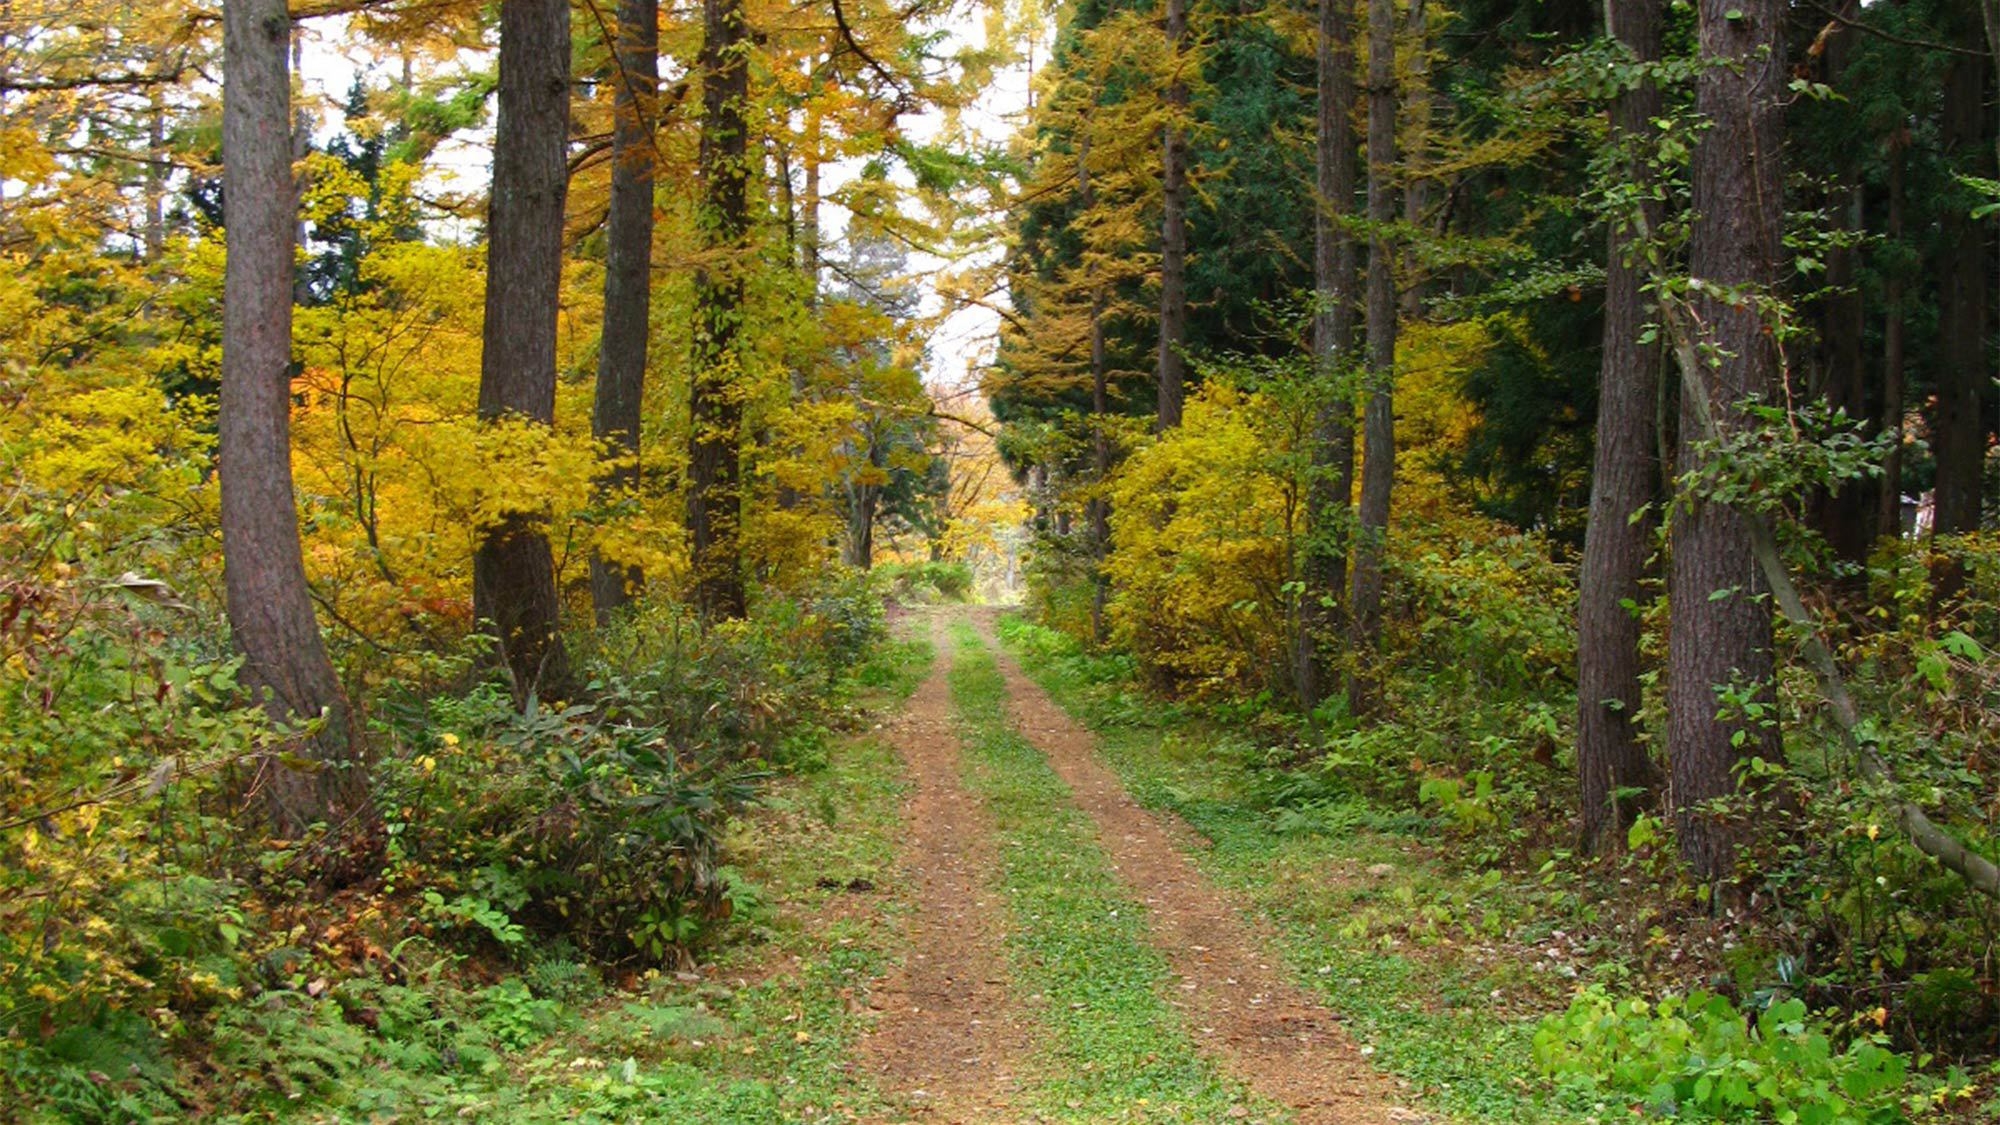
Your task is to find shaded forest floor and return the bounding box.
[256,603,2000,1122]
[403,605,1608,1124]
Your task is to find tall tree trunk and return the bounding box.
[1298,0,1360,715]
[1398,0,1429,320]
[221,0,368,837]
[1810,177,1870,566]
[1804,6,1869,565]
[589,0,658,625]
[1878,141,1907,538]
[1669,0,1784,886]
[845,431,881,570]
[475,0,572,702]
[289,28,312,305]
[688,0,750,619]
[1577,0,1664,855]
[1934,44,1987,541]
[144,90,166,261]
[1081,134,1114,644]
[1156,0,1189,431]
[1346,0,1397,717]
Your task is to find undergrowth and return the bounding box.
[995,614,1989,1123]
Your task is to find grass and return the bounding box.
[992,615,1596,1125]
[190,636,936,1124]
[945,620,1277,1124]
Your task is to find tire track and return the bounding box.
[969,611,1423,1125]
[858,611,1033,1122]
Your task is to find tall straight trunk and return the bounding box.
[1934,45,1987,540]
[1156,0,1189,431]
[221,0,368,836]
[1398,0,1429,319]
[475,0,572,702]
[1811,177,1870,565]
[1081,134,1113,643]
[1805,6,1869,565]
[688,0,750,619]
[1669,0,1784,885]
[1577,0,1664,855]
[144,91,166,261]
[776,92,822,514]
[1346,0,1396,717]
[844,431,881,569]
[289,29,312,305]
[1878,143,1907,537]
[1298,0,1360,714]
[589,0,659,625]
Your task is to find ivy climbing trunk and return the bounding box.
[474,0,572,703]
[589,0,658,626]
[1577,0,1664,855]
[688,0,750,619]
[1347,0,1396,718]
[1155,0,1189,431]
[220,0,369,837]
[1299,0,1360,715]
[1668,0,1784,885]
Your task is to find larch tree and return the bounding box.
[220,0,369,836]
[1347,0,1397,717]
[688,0,751,619]
[1298,0,1360,715]
[1668,0,1785,884]
[474,0,572,701]
[1577,0,1665,854]
[1932,33,1986,547]
[589,0,659,625]
[1081,130,1113,643]
[1155,0,1190,431]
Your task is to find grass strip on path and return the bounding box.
[995,617,1593,1125]
[945,619,1280,1124]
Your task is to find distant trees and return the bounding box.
[474,0,573,700]
[219,0,369,836]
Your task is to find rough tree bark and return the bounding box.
[1577,0,1665,855]
[1668,0,1784,885]
[1933,43,1987,543]
[1346,0,1396,718]
[1297,0,1360,715]
[221,0,369,836]
[1080,132,1114,644]
[474,0,572,702]
[1804,1,1871,568]
[589,0,658,625]
[688,0,750,619]
[1156,0,1189,431]
[1877,142,1906,538]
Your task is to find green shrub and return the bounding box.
[876,560,976,604]
[1534,986,1913,1123]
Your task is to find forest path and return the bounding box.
[967,609,1421,1125]
[858,610,1035,1122]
